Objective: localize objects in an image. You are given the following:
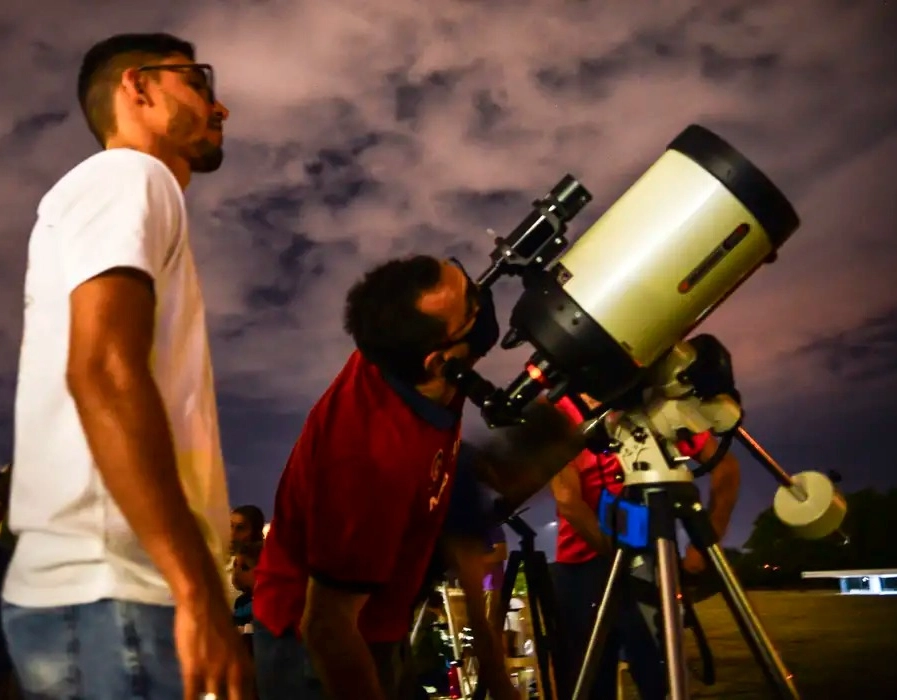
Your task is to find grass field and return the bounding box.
[621,590,897,699]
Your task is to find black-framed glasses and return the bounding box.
[429,257,482,351]
[447,257,481,318]
[136,63,216,104]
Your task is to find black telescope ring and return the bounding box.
[668,124,800,249]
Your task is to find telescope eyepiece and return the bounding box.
[547,175,592,221]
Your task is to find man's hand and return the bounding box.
[492,683,522,700]
[682,545,706,575]
[493,681,522,700]
[176,593,253,700]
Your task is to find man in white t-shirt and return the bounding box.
[1,33,251,699]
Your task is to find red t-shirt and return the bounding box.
[253,351,462,643]
[554,396,710,564]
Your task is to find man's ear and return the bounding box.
[423,350,446,378]
[120,67,150,106]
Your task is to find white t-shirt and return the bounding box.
[3,148,231,608]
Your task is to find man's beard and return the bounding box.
[165,96,224,173]
[188,138,224,173]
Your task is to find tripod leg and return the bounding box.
[530,550,563,686]
[472,552,523,700]
[681,595,715,686]
[409,597,429,648]
[678,492,800,699]
[571,548,631,700]
[655,537,689,700]
[706,544,800,699]
[522,551,554,700]
[499,551,522,632]
[524,550,565,700]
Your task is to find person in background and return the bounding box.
[227,505,266,604]
[549,394,741,699]
[231,505,266,551]
[1,32,250,699]
[252,255,502,700]
[232,540,263,653]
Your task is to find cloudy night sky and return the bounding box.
[0,0,895,556]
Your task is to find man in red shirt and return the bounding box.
[252,255,501,700]
[550,394,741,699]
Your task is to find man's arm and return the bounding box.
[444,537,519,700]
[67,269,227,605]
[698,436,741,540]
[550,462,611,556]
[300,581,386,700]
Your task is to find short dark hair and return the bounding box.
[232,504,266,541]
[77,33,196,146]
[236,540,264,566]
[344,255,449,384]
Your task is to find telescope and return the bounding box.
[447,125,847,700]
[448,124,800,419]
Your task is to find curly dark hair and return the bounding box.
[344,255,449,384]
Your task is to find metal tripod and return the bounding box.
[473,514,561,700]
[571,480,799,700]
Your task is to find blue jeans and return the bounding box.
[551,556,667,700]
[0,548,13,678]
[1,599,181,699]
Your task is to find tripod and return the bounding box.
[473,514,560,700]
[572,478,799,700]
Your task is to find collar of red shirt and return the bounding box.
[380,370,461,430]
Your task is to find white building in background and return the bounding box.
[801,569,897,595]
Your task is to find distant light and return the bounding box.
[262,523,271,538]
[546,520,558,528]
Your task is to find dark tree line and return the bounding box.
[732,487,897,588]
